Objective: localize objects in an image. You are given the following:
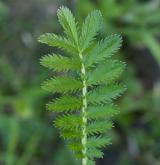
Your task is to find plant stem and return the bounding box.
[79,52,88,165]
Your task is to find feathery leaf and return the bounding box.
[87,60,125,86]
[38,33,77,53]
[87,120,113,135]
[39,6,125,164]
[80,10,103,52]
[40,54,81,72]
[87,104,119,120]
[87,136,111,148]
[55,114,82,130]
[61,129,82,139]
[42,76,82,93]
[68,140,83,151]
[57,6,79,46]
[87,148,104,159]
[85,34,122,67]
[47,96,82,112]
[87,84,126,105]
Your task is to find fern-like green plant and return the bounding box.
[38,6,126,165]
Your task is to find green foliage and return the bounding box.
[47,96,82,112]
[40,54,81,71]
[77,0,160,65]
[42,76,82,93]
[38,34,78,54]
[87,84,126,104]
[86,60,125,85]
[84,35,122,68]
[80,10,103,51]
[38,6,125,165]
[57,6,79,46]
[1,1,159,164]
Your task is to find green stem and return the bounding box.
[79,52,88,165]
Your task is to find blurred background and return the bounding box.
[0,0,160,165]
